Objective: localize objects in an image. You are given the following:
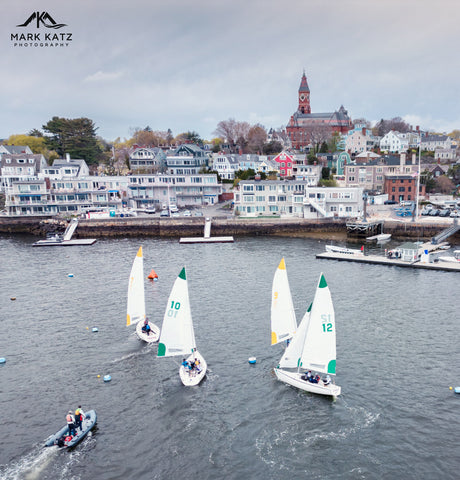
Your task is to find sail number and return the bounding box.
[167,301,181,317]
[321,314,333,332]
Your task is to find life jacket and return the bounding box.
[75,408,81,416]
[66,414,73,423]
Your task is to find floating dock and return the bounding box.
[316,251,460,272]
[33,219,97,246]
[179,218,234,244]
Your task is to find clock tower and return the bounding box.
[298,71,311,114]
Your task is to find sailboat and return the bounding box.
[274,272,341,397]
[157,267,207,386]
[271,258,297,346]
[126,246,160,343]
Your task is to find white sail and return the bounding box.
[126,246,145,327]
[299,273,336,375]
[278,304,311,369]
[271,258,297,345]
[158,267,196,358]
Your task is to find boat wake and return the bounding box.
[0,446,57,480]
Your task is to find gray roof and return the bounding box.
[1,145,33,154]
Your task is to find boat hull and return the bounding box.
[325,245,362,255]
[274,368,341,397]
[44,410,97,448]
[179,351,207,386]
[135,320,160,343]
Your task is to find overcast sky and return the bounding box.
[1,0,459,142]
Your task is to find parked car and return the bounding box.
[183,210,192,217]
[399,200,413,207]
[421,208,432,216]
[384,200,398,205]
[450,210,460,218]
[160,210,169,217]
[145,207,156,214]
[428,209,440,216]
[194,211,203,216]
[439,209,451,217]
[169,204,178,213]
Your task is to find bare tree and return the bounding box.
[307,125,332,153]
[247,124,267,153]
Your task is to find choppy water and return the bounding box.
[0,234,459,480]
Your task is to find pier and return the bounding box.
[316,248,460,272]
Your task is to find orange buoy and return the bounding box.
[147,269,158,280]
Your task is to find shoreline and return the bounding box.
[0,215,458,243]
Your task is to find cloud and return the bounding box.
[83,70,124,83]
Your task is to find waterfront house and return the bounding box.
[234,179,363,218]
[127,173,221,210]
[1,153,47,193]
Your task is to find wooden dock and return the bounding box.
[316,251,460,272]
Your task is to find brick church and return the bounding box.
[286,72,352,150]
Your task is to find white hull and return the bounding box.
[179,351,207,386]
[274,368,341,397]
[135,320,160,343]
[325,245,362,255]
[367,233,391,242]
[438,256,459,263]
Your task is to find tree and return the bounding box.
[5,134,49,156]
[27,128,43,137]
[372,117,411,136]
[263,141,283,155]
[308,125,331,153]
[327,131,341,152]
[321,167,330,180]
[435,175,455,194]
[214,118,250,153]
[130,127,163,147]
[42,117,102,164]
[247,124,267,153]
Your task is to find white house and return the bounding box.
[234,179,363,218]
[380,131,409,153]
[1,153,47,193]
[127,174,221,209]
[212,154,240,180]
[421,135,452,152]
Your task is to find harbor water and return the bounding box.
[0,234,459,479]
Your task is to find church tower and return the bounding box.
[298,71,311,114]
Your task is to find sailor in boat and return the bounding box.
[141,317,151,336]
[74,405,85,432]
[323,375,331,386]
[66,411,76,437]
[194,358,201,373]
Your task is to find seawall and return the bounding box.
[0,215,458,242]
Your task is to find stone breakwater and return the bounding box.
[0,216,457,242]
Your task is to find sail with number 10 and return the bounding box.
[158,267,207,386]
[274,272,341,397]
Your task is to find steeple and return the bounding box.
[299,70,310,92]
[298,70,311,114]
